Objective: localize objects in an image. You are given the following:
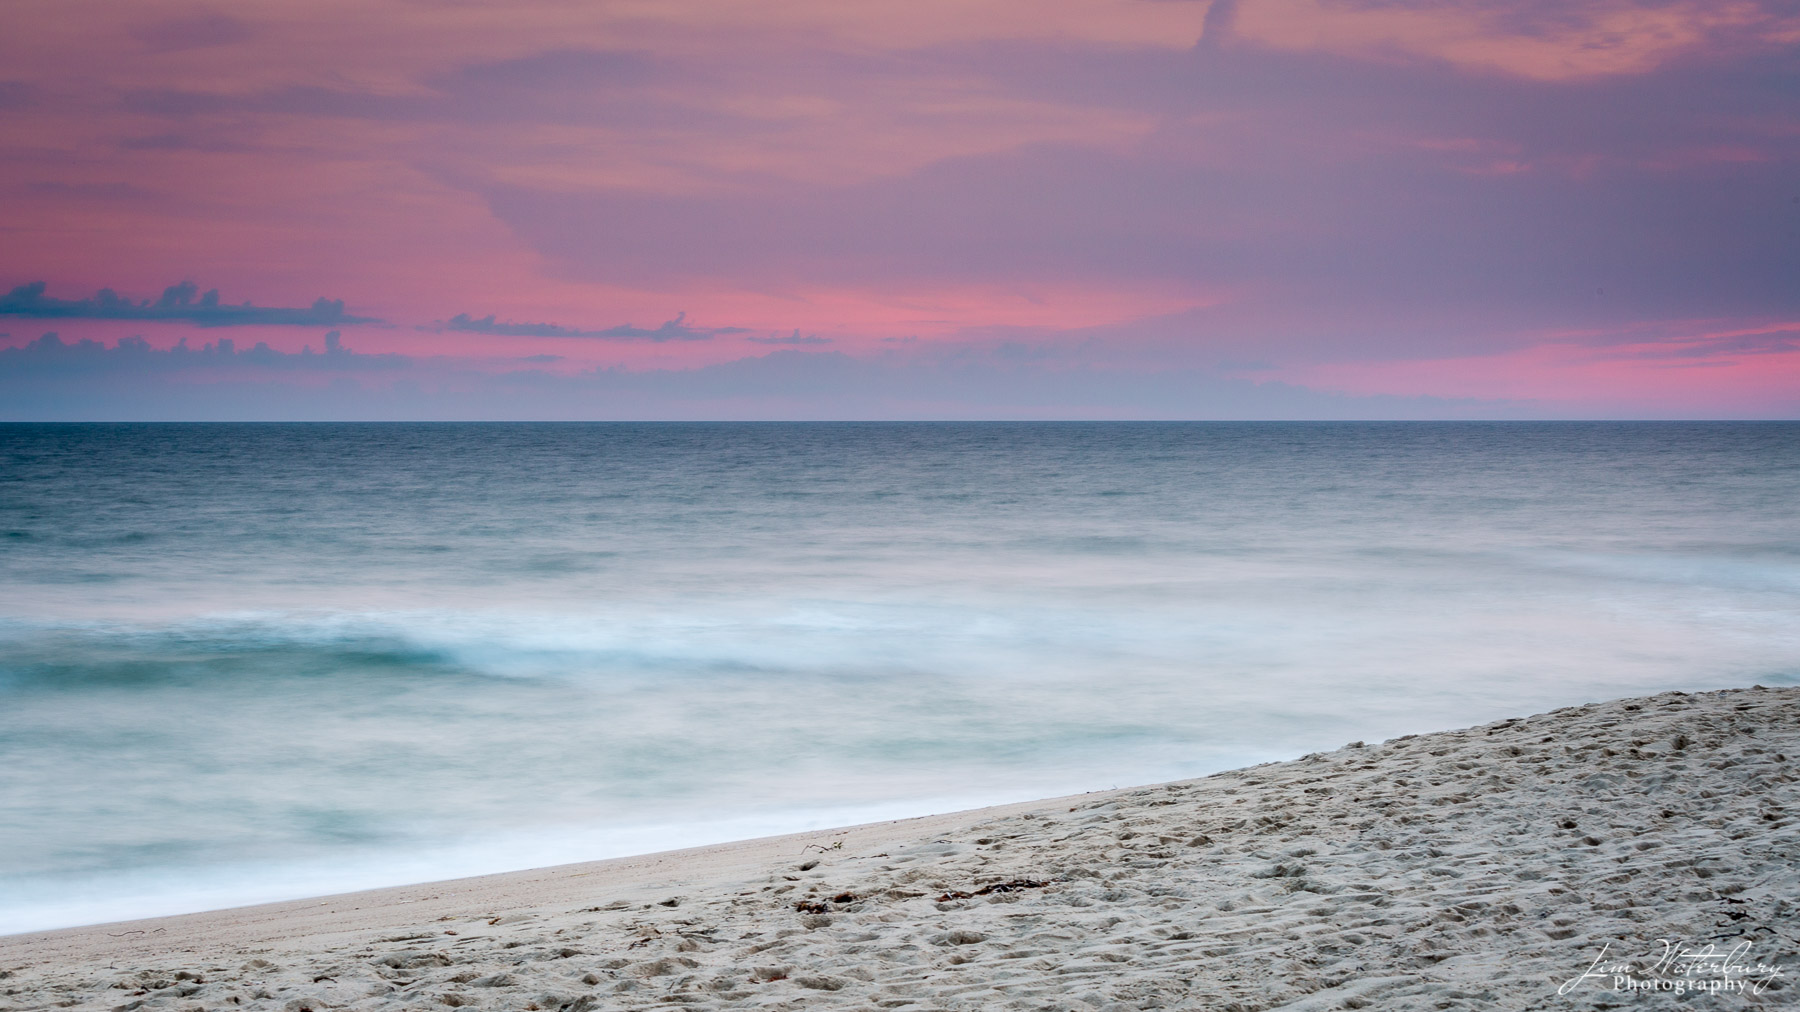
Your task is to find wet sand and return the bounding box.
[3,686,1795,1010]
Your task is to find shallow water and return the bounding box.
[2,422,1796,932]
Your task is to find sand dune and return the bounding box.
[4,686,1795,1010]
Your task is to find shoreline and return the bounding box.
[1,790,1143,961]
[4,686,1795,1009]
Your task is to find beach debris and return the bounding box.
[793,889,859,914]
[935,878,1053,902]
[800,841,844,855]
[624,924,663,949]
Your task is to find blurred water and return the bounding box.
[1,422,1796,933]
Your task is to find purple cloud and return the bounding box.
[120,48,700,129]
[459,32,1797,363]
[129,12,254,54]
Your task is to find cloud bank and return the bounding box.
[0,282,379,328]
[435,311,747,341]
[2,330,405,375]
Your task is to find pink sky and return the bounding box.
[2,0,1797,418]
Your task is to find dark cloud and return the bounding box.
[1197,0,1238,49]
[0,330,406,376]
[0,81,32,110]
[0,281,379,327]
[748,331,833,345]
[435,311,746,341]
[129,12,254,54]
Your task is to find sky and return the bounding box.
[1,0,1797,419]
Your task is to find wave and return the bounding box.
[0,617,467,692]
[0,598,1170,693]
[3,421,1798,931]
[0,794,1018,936]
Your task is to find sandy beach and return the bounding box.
[3,686,1794,1010]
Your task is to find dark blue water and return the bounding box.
[2,422,1796,932]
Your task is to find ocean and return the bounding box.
[2,422,1795,933]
